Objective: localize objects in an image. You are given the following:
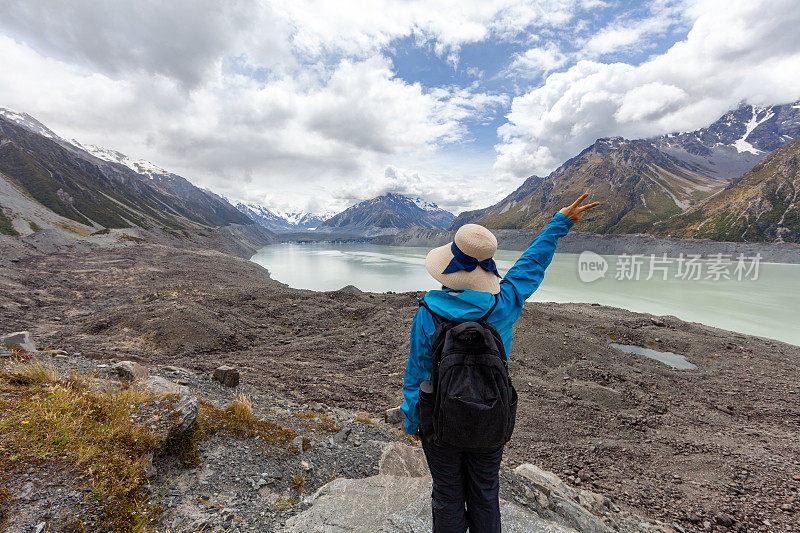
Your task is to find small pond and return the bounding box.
[610,343,698,370]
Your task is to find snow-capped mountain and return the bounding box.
[0,108,61,140]
[235,202,332,232]
[651,100,800,179]
[454,99,800,240]
[0,108,199,191]
[69,139,169,180]
[453,137,727,234]
[318,192,455,236]
[0,108,253,231]
[654,136,800,243]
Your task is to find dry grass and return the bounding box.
[292,411,341,435]
[225,392,254,424]
[355,411,374,425]
[200,398,298,452]
[291,473,306,493]
[0,361,161,531]
[272,497,296,512]
[0,359,60,385]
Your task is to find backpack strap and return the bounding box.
[418,298,447,326]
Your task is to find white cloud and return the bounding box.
[2,0,800,217]
[508,43,570,77]
[0,32,507,213]
[277,0,582,58]
[582,0,690,57]
[495,0,800,178]
[0,1,290,88]
[0,0,571,215]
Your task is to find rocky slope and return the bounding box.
[650,101,800,180]
[456,138,726,234]
[1,345,669,532]
[1,241,798,531]
[653,137,800,243]
[0,110,252,234]
[319,193,455,237]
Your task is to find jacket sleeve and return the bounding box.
[400,307,436,435]
[497,212,573,320]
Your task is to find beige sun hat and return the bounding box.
[425,223,501,294]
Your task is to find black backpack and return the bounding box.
[417,297,517,449]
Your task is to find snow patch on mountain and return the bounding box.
[234,201,332,232]
[0,108,61,140]
[732,107,771,154]
[70,140,169,179]
[411,197,443,212]
[318,192,456,236]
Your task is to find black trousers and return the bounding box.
[420,431,504,533]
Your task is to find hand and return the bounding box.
[412,431,421,441]
[559,193,600,222]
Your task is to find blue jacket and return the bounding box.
[400,212,574,435]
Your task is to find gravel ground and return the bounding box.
[1,242,799,532]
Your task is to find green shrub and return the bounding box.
[0,207,18,236]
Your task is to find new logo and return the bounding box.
[578,251,608,282]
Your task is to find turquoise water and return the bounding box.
[610,343,698,370]
[250,243,800,346]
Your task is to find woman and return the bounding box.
[401,193,599,533]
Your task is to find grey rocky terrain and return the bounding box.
[1,346,670,533]
[1,235,798,532]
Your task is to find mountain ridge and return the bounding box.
[457,136,727,234]
[0,109,253,236]
[456,100,800,242]
[234,201,332,232]
[653,136,800,242]
[318,192,455,237]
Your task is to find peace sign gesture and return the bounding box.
[559,193,600,223]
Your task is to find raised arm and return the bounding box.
[499,193,599,311]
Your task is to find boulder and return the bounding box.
[1,331,36,352]
[128,390,199,446]
[332,427,351,444]
[213,365,240,387]
[384,406,404,425]
[515,464,613,533]
[140,375,189,396]
[280,475,575,533]
[515,464,577,500]
[170,394,199,434]
[378,443,429,478]
[112,360,150,382]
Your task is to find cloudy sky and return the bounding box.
[1,0,799,215]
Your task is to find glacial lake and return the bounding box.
[250,242,800,347]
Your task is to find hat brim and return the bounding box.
[425,243,501,295]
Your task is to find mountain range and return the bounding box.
[2,99,799,245]
[317,193,456,236]
[653,136,800,242]
[0,108,253,237]
[453,101,800,243]
[234,202,332,232]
